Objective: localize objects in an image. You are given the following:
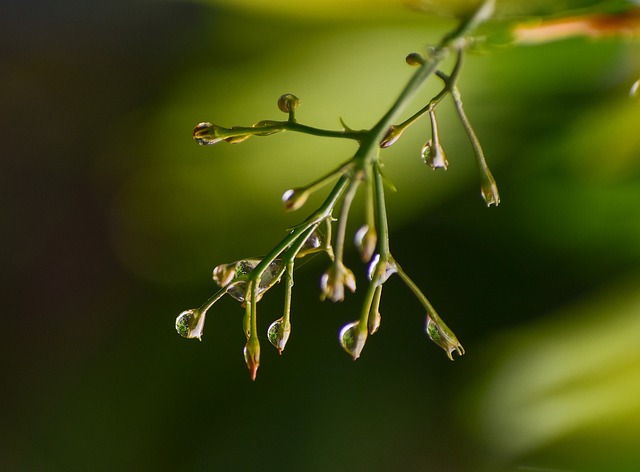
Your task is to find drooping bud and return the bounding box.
[175,308,206,340]
[243,337,260,381]
[267,318,291,354]
[380,125,404,148]
[282,188,309,211]
[426,316,464,360]
[630,79,640,99]
[423,110,448,170]
[320,261,357,302]
[405,52,425,66]
[479,165,500,207]
[339,321,367,360]
[354,224,377,262]
[277,93,301,113]
[368,285,383,335]
[193,122,225,145]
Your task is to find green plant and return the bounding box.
[175,0,500,380]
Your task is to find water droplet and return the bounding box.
[297,228,327,258]
[277,93,301,113]
[214,258,283,302]
[367,254,397,284]
[175,308,206,340]
[339,321,367,360]
[426,316,464,360]
[267,318,291,354]
[193,122,224,145]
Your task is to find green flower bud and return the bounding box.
[277,93,301,113]
[320,261,356,302]
[479,166,500,207]
[243,337,261,381]
[354,224,377,262]
[380,125,404,148]
[405,52,425,66]
[426,315,464,360]
[282,188,309,211]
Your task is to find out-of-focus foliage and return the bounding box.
[2,0,640,471]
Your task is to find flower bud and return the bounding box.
[243,337,260,381]
[354,224,377,262]
[380,125,404,148]
[405,52,425,66]
[193,122,225,145]
[339,321,367,360]
[423,110,448,169]
[320,261,356,302]
[479,166,500,207]
[277,93,301,113]
[426,315,464,360]
[282,188,309,211]
[267,317,291,354]
[175,308,206,340]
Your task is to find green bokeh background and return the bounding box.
[3,1,640,471]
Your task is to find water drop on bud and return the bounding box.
[282,188,308,211]
[380,125,404,148]
[193,122,224,145]
[426,316,465,360]
[175,308,206,340]
[267,318,291,354]
[354,224,377,262]
[277,93,301,113]
[367,254,397,285]
[339,321,367,360]
[213,259,283,302]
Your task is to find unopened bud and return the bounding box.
[354,224,377,262]
[282,188,309,211]
[277,93,301,113]
[426,316,464,360]
[243,337,260,381]
[479,166,500,207]
[405,52,425,66]
[380,125,404,148]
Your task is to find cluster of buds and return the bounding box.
[176,0,501,380]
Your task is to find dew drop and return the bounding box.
[214,258,283,302]
[193,122,224,145]
[175,308,206,340]
[267,318,290,354]
[339,321,366,360]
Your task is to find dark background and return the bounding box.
[3,1,640,470]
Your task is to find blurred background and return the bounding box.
[3,0,640,470]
